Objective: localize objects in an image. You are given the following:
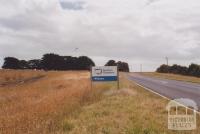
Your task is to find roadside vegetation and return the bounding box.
[157,64,200,77]
[2,53,129,72]
[0,70,200,134]
[63,73,200,134]
[141,72,200,84]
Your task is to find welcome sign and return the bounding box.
[91,66,118,82]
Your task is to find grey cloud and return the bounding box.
[146,0,161,6]
[1,0,200,71]
[60,1,85,10]
[0,16,35,31]
[0,14,58,33]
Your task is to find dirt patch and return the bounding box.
[0,75,45,87]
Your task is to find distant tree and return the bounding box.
[156,63,200,77]
[19,60,29,69]
[188,64,200,77]
[28,59,42,69]
[2,53,96,71]
[105,60,117,66]
[2,57,20,69]
[125,62,130,72]
[41,53,63,70]
[169,64,178,74]
[117,61,130,72]
[105,60,129,72]
[40,54,95,71]
[179,66,188,75]
[169,64,188,75]
[66,56,79,70]
[58,56,95,70]
[77,56,95,70]
[156,64,170,73]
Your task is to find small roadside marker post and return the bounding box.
[117,65,119,90]
[91,66,119,90]
[90,66,93,90]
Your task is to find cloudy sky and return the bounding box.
[0,0,200,71]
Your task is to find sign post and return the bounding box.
[91,66,119,90]
[117,66,119,89]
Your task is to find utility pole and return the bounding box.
[140,64,143,73]
[165,57,169,73]
[165,57,169,66]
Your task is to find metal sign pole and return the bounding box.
[117,66,120,90]
[90,66,93,90]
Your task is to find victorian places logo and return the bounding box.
[166,98,198,131]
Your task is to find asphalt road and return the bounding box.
[128,73,200,109]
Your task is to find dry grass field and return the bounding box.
[0,70,46,85]
[65,74,200,134]
[0,70,92,134]
[0,70,200,134]
[141,72,200,84]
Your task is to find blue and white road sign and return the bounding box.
[91,66,118,82]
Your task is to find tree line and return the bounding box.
[2,53,130,72]
[105,60,130,72]
[2,53,95,71]
[156,64,200,77]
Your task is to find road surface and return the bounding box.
[128,73,200,109]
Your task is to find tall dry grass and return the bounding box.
[66,73,200,134]
[0,69,45,85]
[2,70,199,134]
[0,70,92,134]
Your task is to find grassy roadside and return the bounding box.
[1,70,199,134]
[140,72,200,84]
[60,73,200,134]
[0,71,92,134]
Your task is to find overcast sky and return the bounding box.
[0,0,200,71]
